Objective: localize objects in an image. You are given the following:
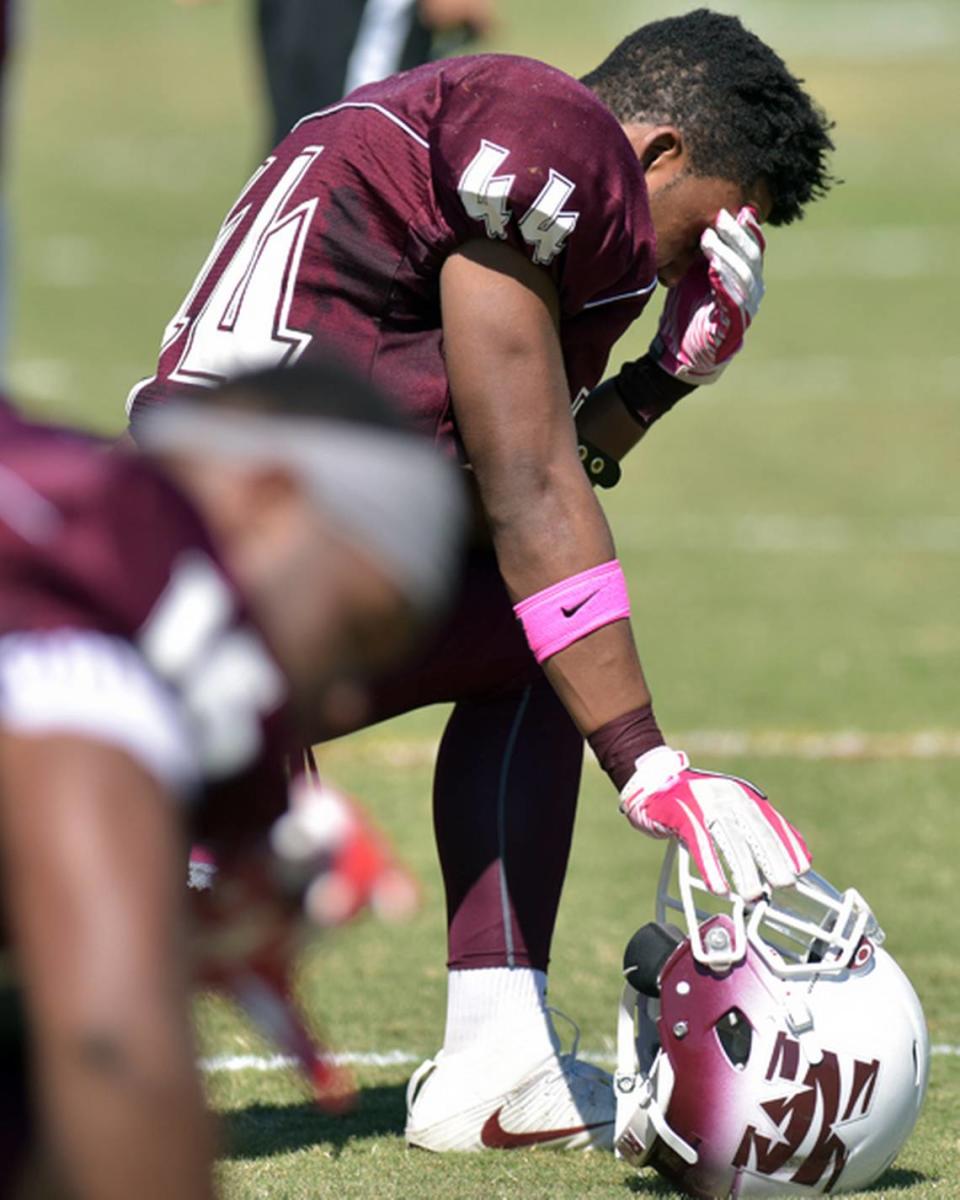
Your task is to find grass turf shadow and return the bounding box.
[220,1083,408,1160]
[221,1100,934,1192]
[624,1175,681,1196]
[861,1168,932,1192]
[624,1166,931,1195]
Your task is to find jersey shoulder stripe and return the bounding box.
[292,100,430,149]
[0,629,199,797]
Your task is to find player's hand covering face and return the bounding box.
[651,206,765,385]
[619,746,810,899]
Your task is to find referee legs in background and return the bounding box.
[255,0,432,148]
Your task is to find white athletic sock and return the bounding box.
[441,967,560,1068]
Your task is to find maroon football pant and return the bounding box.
[342,547,584,972]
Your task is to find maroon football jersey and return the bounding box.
[127,54,658,455]
[0,416,292,847]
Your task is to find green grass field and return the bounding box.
[8,1,959,1196]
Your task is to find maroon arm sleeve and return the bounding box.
[615,354,697,432]
[587,703,664,791]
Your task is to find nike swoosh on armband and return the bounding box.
[561,591,599,619]
[480,1107,612,1149]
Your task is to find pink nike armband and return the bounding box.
[513,560,631,664]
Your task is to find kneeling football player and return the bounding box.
[0,360,464,1198]
[126,10,831,1151]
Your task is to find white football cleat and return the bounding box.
[405,1016,614,1152]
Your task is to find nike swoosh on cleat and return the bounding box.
[561,591,599,619]
[480,1107,612,1149]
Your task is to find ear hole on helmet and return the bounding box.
[912,1039,922,1087]
[716,1007,752,1069]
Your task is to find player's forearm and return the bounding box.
[575,356,695,463]
[481,449,615,594]
[25,895,217,1200]
[442,241,658,734]
[36,1019,216,1200]
[482,461,654,732]
[0,736,216,1200]
[29,903,217,1200]
[542,616,654,735]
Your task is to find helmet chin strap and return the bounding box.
[782,992,824,1067]
[614,980,698,1168]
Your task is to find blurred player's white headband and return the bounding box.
[137,402,465,614]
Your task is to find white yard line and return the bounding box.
[615,515,960,556]
[200,1045,960,1074]
[199,1050,418,1073]
[325,730,960,770]
[679,730,960,760]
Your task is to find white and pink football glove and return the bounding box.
[651,205,766,386]
[620,746,810,899]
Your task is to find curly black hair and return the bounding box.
[581,8,836,225]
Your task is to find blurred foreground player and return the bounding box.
[0,361,464,1198]
[127,10,834,1151]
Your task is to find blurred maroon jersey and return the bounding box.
[127,54,658,455]
[0,417,292,849]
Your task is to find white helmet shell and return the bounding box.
[615,844,929,1198]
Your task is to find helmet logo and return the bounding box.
[732,1031,880,1191]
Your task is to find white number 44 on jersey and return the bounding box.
[458,140,580,266]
